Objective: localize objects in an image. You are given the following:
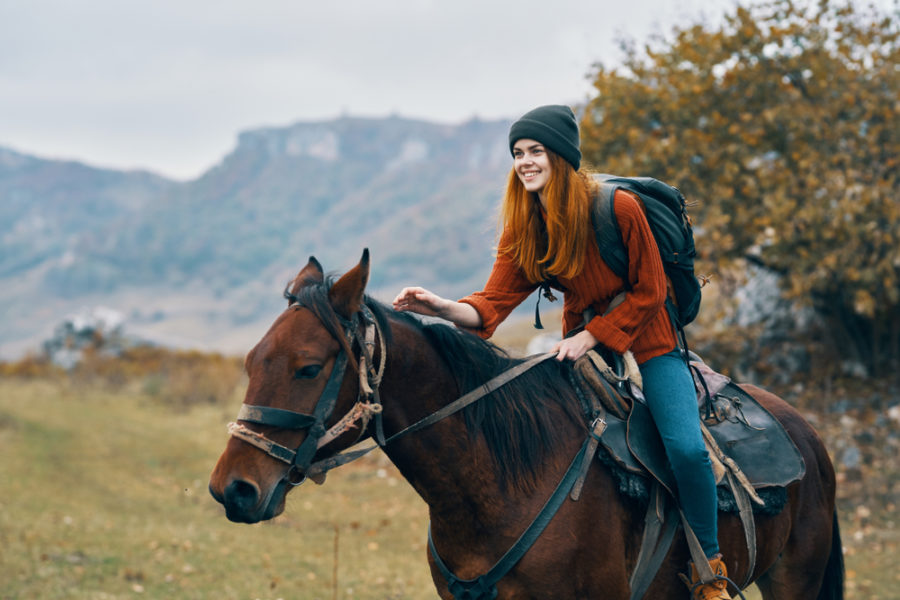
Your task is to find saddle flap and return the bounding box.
[625,400,679,497]
[704,382,807,488]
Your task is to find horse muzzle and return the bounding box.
[209,476,288,524]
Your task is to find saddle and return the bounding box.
[572,349,806,510]
[572,349,806,597]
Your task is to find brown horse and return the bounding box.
[209,251,844,599]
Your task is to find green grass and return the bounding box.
[1,376,896,599]
[0,379,433,600]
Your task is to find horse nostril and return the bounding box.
[223,479,260,512]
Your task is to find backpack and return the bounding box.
[590,174,702,328]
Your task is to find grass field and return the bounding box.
[0,378,434,600]
[1,375,896,599]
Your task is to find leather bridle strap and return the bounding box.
[236,404,316,430]
[293,349,350,472]
[232,349,350,472]
[229,305,556,481]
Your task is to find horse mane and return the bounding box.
[368,299,586,494]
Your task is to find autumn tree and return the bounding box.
[581,0,899,375]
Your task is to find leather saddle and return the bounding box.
[573,350,806,509]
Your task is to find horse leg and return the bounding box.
[752,475,841,600]
[737,386,842,600]
[755,507,843,600]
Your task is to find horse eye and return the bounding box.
[294,364,323,379]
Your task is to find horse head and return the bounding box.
[209,250,376,523]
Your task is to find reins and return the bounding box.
[380,350,558,444]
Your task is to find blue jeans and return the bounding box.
[639,349,720,557]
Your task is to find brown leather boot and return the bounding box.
[681,554,733,600]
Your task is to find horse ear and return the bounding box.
[329,249,370,319]
[286,256,325,305]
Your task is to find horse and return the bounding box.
[209,250,844,599]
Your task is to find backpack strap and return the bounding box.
[591,182,628,282]
[533,280,559,329]
[593,181,693,363]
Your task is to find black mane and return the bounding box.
[368,298,586,493]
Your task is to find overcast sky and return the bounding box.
[2,0,748,180]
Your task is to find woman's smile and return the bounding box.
[512,138,552,197]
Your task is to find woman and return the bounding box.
[393,105,730,600]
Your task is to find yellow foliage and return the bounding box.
[581,0,900,369]
[1,347,246,407]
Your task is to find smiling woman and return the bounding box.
[391,104,736,597]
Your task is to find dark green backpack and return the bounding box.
[591,174,701,328]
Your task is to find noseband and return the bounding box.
[227,301,386,486]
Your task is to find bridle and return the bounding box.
[227,298,387,486]
[226,292,555,486]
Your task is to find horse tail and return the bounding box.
[817,509,845,600]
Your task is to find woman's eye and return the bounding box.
[294,365,322,379]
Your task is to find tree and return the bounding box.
[581,0,899,375]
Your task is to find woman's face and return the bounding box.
[512,138,552,197]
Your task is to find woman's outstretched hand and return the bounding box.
[552,329,599,362]
[392,286,449,318]
[392,287,483,328]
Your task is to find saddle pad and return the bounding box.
[597,382,806,493]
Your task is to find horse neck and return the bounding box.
[374,321,477,503]
[373,317,582,523]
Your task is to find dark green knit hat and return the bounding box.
[508,104,581,170]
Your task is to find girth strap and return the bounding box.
[628,482,679,600]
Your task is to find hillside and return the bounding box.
[0,116,516,358]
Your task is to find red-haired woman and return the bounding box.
[393,105,730,600]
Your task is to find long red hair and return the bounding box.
[498,151,597,283]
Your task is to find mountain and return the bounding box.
[0,116,520,358]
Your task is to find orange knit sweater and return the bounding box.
[459,189,677,364]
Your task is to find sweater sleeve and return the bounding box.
[457,228,538,339]
[583,190,669,354]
